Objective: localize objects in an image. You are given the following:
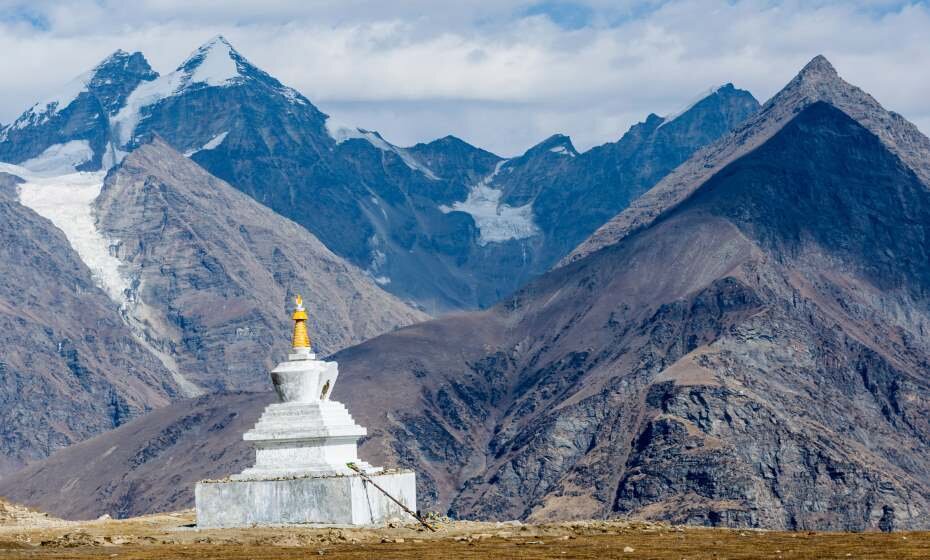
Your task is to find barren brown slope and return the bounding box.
[0,392,271,519]
[0,173,178,476]
[94,138,428,393]
[5,58,930,533]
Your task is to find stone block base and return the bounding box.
[195,471,416,528]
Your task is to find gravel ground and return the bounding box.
[1,504,928,559]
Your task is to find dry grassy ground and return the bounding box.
[1,504,928,559]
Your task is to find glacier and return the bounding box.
[20,140,94,175]
[0,156,203,397]
[439,160,540,246]
[2,162,128,307]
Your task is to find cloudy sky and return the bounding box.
[1,0,928,156]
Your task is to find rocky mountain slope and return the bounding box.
[0,171,178,476]
[487,84,759,280]
[96,137,427,393]
[565,55,930,264]
[6,56,929,532]
[0,135,424,475]
[0,37,758,312]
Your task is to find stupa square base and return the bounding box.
[195,470,416,528]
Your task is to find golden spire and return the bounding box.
[291,295,311,350]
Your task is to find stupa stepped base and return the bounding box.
[195,470,416,528]
[244,401,366,440]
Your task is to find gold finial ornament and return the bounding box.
[291,295,311,349]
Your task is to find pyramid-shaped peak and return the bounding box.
[199,35,237,53]
[182,35,242,66]
[760,54,853,112]
[780,55,847,97]
[798,55,839,80]
[177,35,245,86]
[566,50,930,265]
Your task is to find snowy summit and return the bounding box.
[112,36,244,148]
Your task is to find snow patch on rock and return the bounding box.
[279,87,310,106]
[326,120,439,180]
[440,160,540,246]
[185,131,229,157]
[658,84,728,129]
[20,140,94,175]
[365,235,391,285]
[550,145,575,157]
[111,71,185,147]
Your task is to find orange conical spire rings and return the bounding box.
[291,295,311,350]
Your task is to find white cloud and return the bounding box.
[0,0,928,156]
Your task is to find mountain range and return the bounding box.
[4,37,929,535]
[5,55,929,534]
[0,37,757,473]
[0,36,759,312]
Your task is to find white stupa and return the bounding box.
[195,295,416,528]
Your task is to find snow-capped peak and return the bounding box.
[4,37,315,168]
[177,35,243,88]
[658,84,732,129]
[111,37,247,149]
[199,35,234,52]
[8,70,93,131]
[2,48,159,139]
